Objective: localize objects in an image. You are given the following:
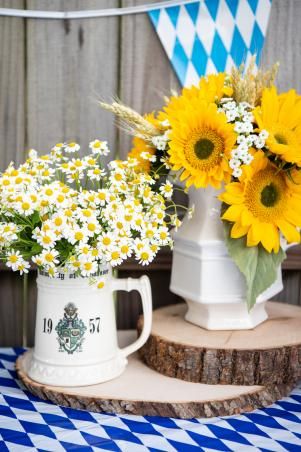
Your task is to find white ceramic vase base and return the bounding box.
[184,299,268,330]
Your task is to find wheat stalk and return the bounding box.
[99,100,161,139]
[231,58,279,106]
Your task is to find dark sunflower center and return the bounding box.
[274,133,288,145]
[261,183,279,207]
[194,138,214,160]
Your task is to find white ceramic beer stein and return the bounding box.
[27,264,152,386]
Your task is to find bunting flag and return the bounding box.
[148,0,272,87]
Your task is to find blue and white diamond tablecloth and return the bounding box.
[1,348,301,451]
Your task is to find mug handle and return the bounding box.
[111,275,152,358]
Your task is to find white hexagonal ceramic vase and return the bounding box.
[170,187,284,330]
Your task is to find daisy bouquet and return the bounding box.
[100,61,301,309]
[0,140,180,284]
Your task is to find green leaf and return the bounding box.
[55,239,73,262]
[31,243,43,255]
[223,221,286,311]
[31,211,41,227]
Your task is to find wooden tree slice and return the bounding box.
[16,333,294,419]
[138,302,301,386]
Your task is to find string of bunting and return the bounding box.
[0,1,196,19]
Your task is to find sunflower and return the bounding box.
[128,112,158,173]
[167,98,237,189]
[128,137,155,173]
[198,73,233,102]
[158,73,232,124]
[220,151,301,253]
[253,87,301,166]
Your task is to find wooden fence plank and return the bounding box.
[262,0,301,92]
[0,0,26,170]
[26,0,119,158]
[0,0,26,345]
[0,272,23,346]
[118,0,180,158]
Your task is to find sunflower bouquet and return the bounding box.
[100,61,301,309]
[0,140,181,284]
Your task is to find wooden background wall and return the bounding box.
[0,0,301,345]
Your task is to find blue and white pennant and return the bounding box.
[148,0,272,87]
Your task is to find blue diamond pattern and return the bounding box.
[225,0,239,17]
[60,441,94,451]
[80,431,121,450]
[148,0,272,86]
[0,348,301,450]
[186,2,200,23]
[168,440,203,451]
[191,35,208,75]
[230,26,248,67]
[248,0,259,14]
[211,32,228,72]
[205,0,220,20]
[0,428,34,447]
[3,394,37,411]
[148,9,160,28]
[171,37,189,86]
[41,412,77,430]
[102,425,144,445]
[207,424,253,445]
[165,5,180,28]
[250,21,264,64]
[188,430,232,450]
[20,420,56,439]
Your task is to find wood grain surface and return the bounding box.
[138,302,301,386]
[16,331,296,418]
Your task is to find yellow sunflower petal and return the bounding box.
[277,219,300,243]
[247,222,261,247]
[222,205,242,222]
[260,224,280,253]
[231,222,250,239]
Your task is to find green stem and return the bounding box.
[22,273,29,348]
[166,203,189,211]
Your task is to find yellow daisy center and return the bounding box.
[75,231,84,241]
[111,251,120,260]
[121,245,129,254]
[45,253,54,262]
[103,237,111,246]
[9,255,18,263]
[22,202,30,211]
[141,252,149,261]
